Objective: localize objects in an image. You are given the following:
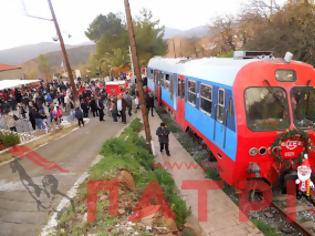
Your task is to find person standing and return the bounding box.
[34,109,43,130]
[81,101,89,118]
[124,91,133,117]
[97,98,105,122]
[74,107,85,127]
[90,97,98,117]
[156,122,170,156]
[145,92,155,117]
[29,107,36,130]
[116,94,127,124]
[110,97,118,122]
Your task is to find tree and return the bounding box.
[208,0,315,64]
[134,9,167,65]
[85,13,126,42]
[244,1,315,64]
[37,54,51,80]
[86,10,167,76]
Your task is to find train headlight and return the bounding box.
[259,147,267,155]
[249,147,258,156]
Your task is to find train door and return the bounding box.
[176,75,186,129]
[170,74,177,110]
[214,88,225,148]
[223,98,233,149]
[154,70,161,106]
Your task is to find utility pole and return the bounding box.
[173,39,177,58]
[129,46,135,83]
[47,0,78,104]
[124,0,152,143]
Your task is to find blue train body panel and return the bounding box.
[161,87,176,110]
[146,67,237,161]
[185,102,237,161]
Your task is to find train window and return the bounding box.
[291,87,315,129]
[188,80,197,105]
[217,89,225,122]
[164,74,170,89]
[200,84,212,115]
[245,87,290,131]
[170,75,175,98]
[275,70,296,82]
[157,72,163,86]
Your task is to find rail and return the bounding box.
[272,194,315,236]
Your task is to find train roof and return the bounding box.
[147,57,259,87]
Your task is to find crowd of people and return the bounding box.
[0,77,156,133]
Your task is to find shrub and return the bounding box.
[101,137,128,155]
[91,118,190,229]
[128,118,142,132]
[0,132,20,148]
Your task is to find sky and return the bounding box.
[0,0,284,50]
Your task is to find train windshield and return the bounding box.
[291,87,315,129]
[245,87,290,131]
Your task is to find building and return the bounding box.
[0,64,23,80]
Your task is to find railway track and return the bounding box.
[272,194,315,236]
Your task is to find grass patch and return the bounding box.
[0,132,20,148]
[55,118,190,235]
[252,219,283,236]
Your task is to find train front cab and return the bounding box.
[233,60,315,190]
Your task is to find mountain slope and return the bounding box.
[22,44,95,78]
[0,42,78,65]
[164,25,209,39]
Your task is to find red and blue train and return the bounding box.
[147,51,315,190]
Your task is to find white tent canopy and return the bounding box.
[0,80,40,91]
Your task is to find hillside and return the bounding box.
[0,42,76,65]
[22,44,95,79]
[164,25,210,39]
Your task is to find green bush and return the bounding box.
[101,137,129,155]
[128,118,142,132]
[91,118,190,229]
[0,132,20,148]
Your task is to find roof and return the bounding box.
[106,81,126,85]
[147,57,258,87]
[0,80,40,90]
[0,64,22,72]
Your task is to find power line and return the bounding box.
[20,0,52,21]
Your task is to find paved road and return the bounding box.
[0,116,130,236]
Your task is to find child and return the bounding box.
[156,122,170,156]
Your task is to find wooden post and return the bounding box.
[124,0,152,143]
[47,0,78,105]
